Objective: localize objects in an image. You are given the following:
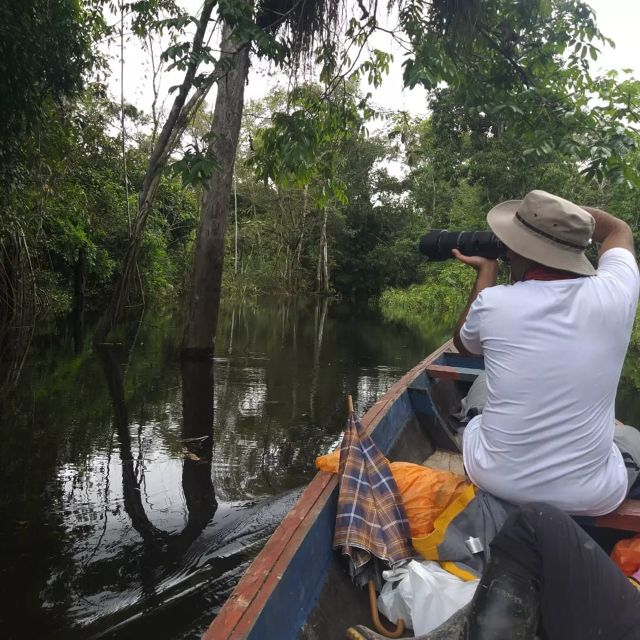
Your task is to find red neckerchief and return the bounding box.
[522,266,582,281]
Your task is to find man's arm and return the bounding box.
[581,206,635,257]
[452,250,499,356]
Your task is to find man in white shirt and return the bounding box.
[453,190,640,516]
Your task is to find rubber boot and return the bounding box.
[462,552,539,640]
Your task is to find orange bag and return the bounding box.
[611,535,640,576]
[315,452,470,538]
[316,449,341,473]
[390,461,469,537]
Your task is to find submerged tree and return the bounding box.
[182,0,348,354]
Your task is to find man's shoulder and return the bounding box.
[471,283,545,323]
[597,247,639,279]
[594,247,640,301]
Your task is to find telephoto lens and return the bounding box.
[419,230,507,261]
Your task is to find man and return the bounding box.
[452,190,640,516]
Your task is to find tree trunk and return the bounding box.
[95,1,217,344]
[322,219,329,294]
[182,21,251,356]
[233,174,238,275]
[316,207,329,294]
[73,246,88,314]
[72,246,88,353]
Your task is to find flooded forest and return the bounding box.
[2,1,640,638]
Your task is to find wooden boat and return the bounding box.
[205,340,640,640]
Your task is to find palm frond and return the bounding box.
[256,0,355,62]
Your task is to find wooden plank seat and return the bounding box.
[426,363,484,382]
[583,499,640,533]
[423,449,467,476]
[426,351,485,383]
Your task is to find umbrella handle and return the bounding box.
[367,579,405,638]
[348,395,354,414]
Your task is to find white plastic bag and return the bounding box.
[377,566,412,629]
[377,560,478,635]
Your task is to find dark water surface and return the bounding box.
[3,297,639,640]
[0,297,445,640]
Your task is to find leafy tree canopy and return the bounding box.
[402,0,640,186]
[249,0,640,193]
[0,0,106,190]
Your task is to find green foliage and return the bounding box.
[0,0,106,192]
[228,85,427,299]
[124,0,182,35]
[249,82,370,208]
[329,136,424,299]
[622,315,640,390]
[379,261,474,330]
[400,0,640,186]
[400,87,608,229]
[168,143,221,187]
[1,83,199,318]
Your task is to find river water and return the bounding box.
[2,297,639,640]
[0,298,447,640]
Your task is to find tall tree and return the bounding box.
[182,20,251,354]
[96,0,219,342]
[181,0,346,354]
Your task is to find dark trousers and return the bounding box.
[490,503,640,640]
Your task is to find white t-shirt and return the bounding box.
[460,248,640,516]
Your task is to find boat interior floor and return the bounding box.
[422,449,466,477]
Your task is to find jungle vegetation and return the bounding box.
[2,0,640,383]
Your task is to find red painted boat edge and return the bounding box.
[596,499,640,532]
[205,472,335,639]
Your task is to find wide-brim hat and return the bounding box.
[487,190,596,276]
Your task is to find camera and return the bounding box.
[419,230,507,262]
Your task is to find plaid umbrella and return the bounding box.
[334,408,415,585]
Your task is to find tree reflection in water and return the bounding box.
[89,345,221,632]
[0,298,447,640]
[98,346,217,558]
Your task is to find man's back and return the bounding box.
[461,248,640,515]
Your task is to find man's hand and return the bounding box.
[581,206,634,257]
[452,250,499,356]
[452,249,499,273]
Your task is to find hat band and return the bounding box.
[515,212,587,251]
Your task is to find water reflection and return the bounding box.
[0,297,443,639]
[98,346,218,556]
[2,295,639,639]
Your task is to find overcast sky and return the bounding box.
[110,1,640,126]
